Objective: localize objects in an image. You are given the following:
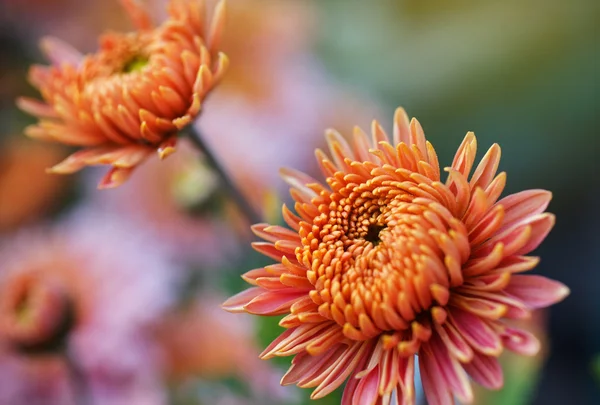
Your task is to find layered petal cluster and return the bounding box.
[18,0,228,188]
[223,108,569,404]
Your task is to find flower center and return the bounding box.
[82,32,153,84]
[0,272,74,352]
[14,285,34,323]
[364,223,386,246]
[301,176,470,341]
[122,55,149,73]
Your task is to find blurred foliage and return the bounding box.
[314,0,600,192]
[593,355,600,386]
[471,353,543,405]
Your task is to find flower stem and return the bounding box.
[185,125,262,225]
[64,349,91,405]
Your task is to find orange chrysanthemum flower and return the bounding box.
[17,0,228,188]
[223,108,570,405]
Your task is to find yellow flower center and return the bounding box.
[0,272,73,352]
[82,32,153,85]
[301,175,470,342]
[122,54,149,73]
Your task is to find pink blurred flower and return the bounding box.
[0,211,178,405]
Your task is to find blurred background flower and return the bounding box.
[16,0,228,188]
[1,0,598,404]
[0,212,176,405]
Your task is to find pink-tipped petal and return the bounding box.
[504,275,570,309]
[221,287,263,313]
[463,352,503,390]
[513,214,555,256]
[16,98,58,119]
[497,189,552,232]
[501,326,541,356]
[244,290,306,315]
[312,342,370,399]
[98,167,135,189]
[450,132,477,180]
[393,107,411,146]
[120,0,154,30]
[39,36,83,66]
[428,334,473,403]
[449,307,502,356]
[208,0,227,53]
[352,367,380,405]
[470,143,501,190]
[280,167,319,202]
[419,350,455,405]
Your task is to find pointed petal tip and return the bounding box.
[157,146,176,160]
[221,296,247,313]
[97,167,134,189]
[221,287,263,313]
[505,275,569,310]
[15,97,38,114]
[394,106,409,118]
[46,163,76,175]
[45,167,62,175]
[97,175,120,189]
[216,0,227,15]
[250,223,271,232]
[216,52,230,73]
[555,283,571,303]
[38,36,83,66]
[208,0,227,52]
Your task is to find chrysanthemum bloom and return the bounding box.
[17,0,228,188]
[223,108,570,405]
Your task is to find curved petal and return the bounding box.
[221,287,263,313]
[497,189,552,232]
[501,326,541,356]
[504,275,570,309]
[463,352,503,390]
